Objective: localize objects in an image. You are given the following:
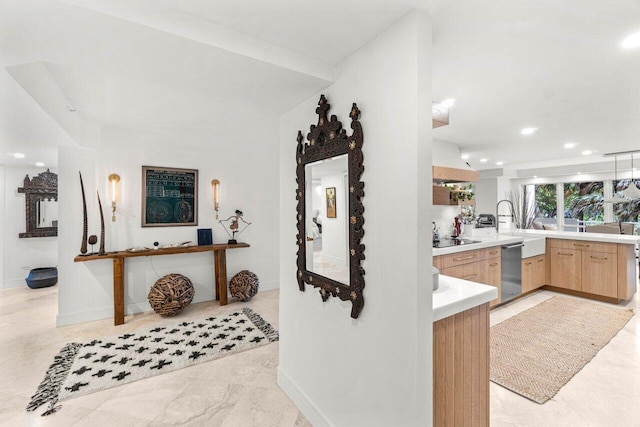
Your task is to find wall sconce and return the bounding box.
[211,179,220,219]
[108,174,120,221]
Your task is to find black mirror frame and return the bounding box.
[18,169,58,238]
[296,95,366,319]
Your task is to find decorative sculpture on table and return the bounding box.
[79,172,89,254]
[219,210,252,244]
[78,171,109,256]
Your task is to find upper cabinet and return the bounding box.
[433,165,479,183]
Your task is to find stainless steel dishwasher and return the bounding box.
[501,242,524,303]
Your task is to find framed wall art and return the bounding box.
[142,166,198,227]
[326,187,337,218]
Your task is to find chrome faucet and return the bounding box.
[496,199,515,232]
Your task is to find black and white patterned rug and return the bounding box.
[27,307,278,416]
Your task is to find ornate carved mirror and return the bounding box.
[296,95,365,318]
[18,169,58,238]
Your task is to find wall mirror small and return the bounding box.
[18,169,58,238]
[296,95,365,319]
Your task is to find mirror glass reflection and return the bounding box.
[305,154,349,285]
[36,199,58,228]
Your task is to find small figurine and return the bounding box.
[219,209,252,244]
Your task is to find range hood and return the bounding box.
[432,139,479,183]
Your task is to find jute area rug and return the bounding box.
[27,307,278,416]
[490,296,633,404]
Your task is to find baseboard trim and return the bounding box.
[277,367,332,427]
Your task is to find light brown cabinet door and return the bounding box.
[535,255,546,287]
[522,255,546,293]
[442,257,501,307]
[522,258,536,293]
[479,258,501,307]
[550,248,581,290]
[582,251,618,298]
[441,263,480,282]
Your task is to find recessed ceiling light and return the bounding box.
[440,98,456,108]
[582,150,592,155]
[13,153,25,159]
[461,153,469,160]
[577,172,582,175]
[496,161,504,166]
[521,127,538,136]
[35,162,45,167]
[564,143,576,149]
[533,175,538,178]
[621,32,640,49]
[480,158,488,163]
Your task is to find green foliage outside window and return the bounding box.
[534,184,557,218]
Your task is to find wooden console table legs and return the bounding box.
[113,257,125,326]
[75,243,248,326]
[214,249,228,306]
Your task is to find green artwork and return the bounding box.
[142,166,198,227]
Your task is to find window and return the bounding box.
[613,179,640,222]
[534,184,557,218]
[564,182,604,222]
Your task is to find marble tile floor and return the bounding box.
[0,286,311,427]
[2,284,640,426]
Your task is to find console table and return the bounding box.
[74,243,250,325]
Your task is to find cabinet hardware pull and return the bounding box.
[573,243,590,248]
[490,250,498,254]
[558,252,573,256]
[537,258,544,262]
[463,274,478,280]
[490,262,498,267]
[453,255,475,262]
[525,262,532,265]
[590,256,608,260]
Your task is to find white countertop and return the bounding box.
[433,234,523,256]
[506,229,640,244]
[433,275,498,322]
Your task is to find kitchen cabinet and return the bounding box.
[433,302,489,427]
[436,246,501,307]
[547,238,635,301]
[582,251,617,298]
[521,254,545,293]
[549,248,581,291]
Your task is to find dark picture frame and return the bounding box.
[142,166,198,227]
[295,95,366,319]
[326,187,337,218]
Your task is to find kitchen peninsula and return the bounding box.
[434,230,640,307]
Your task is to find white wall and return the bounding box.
[278,11,433,426]
[2,166,58,289]
[320,173,347,265]
[432,138,469,169]
[57,119,280,326]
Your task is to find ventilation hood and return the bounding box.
[432,139,478,183]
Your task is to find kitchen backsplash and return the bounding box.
[432,205,462,238]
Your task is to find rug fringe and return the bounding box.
[243,307,279,342]
[26,342,82,414]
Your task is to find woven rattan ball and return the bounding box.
[148,273,195,316]
[229,270,259,302]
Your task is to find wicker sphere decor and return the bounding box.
[229,270,259,302]
[148,273,195,316]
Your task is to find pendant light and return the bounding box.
[623,154,640,200]
[604,155,630,203]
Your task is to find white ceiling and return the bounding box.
[432,0,640,171]
[1,0,640,174]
